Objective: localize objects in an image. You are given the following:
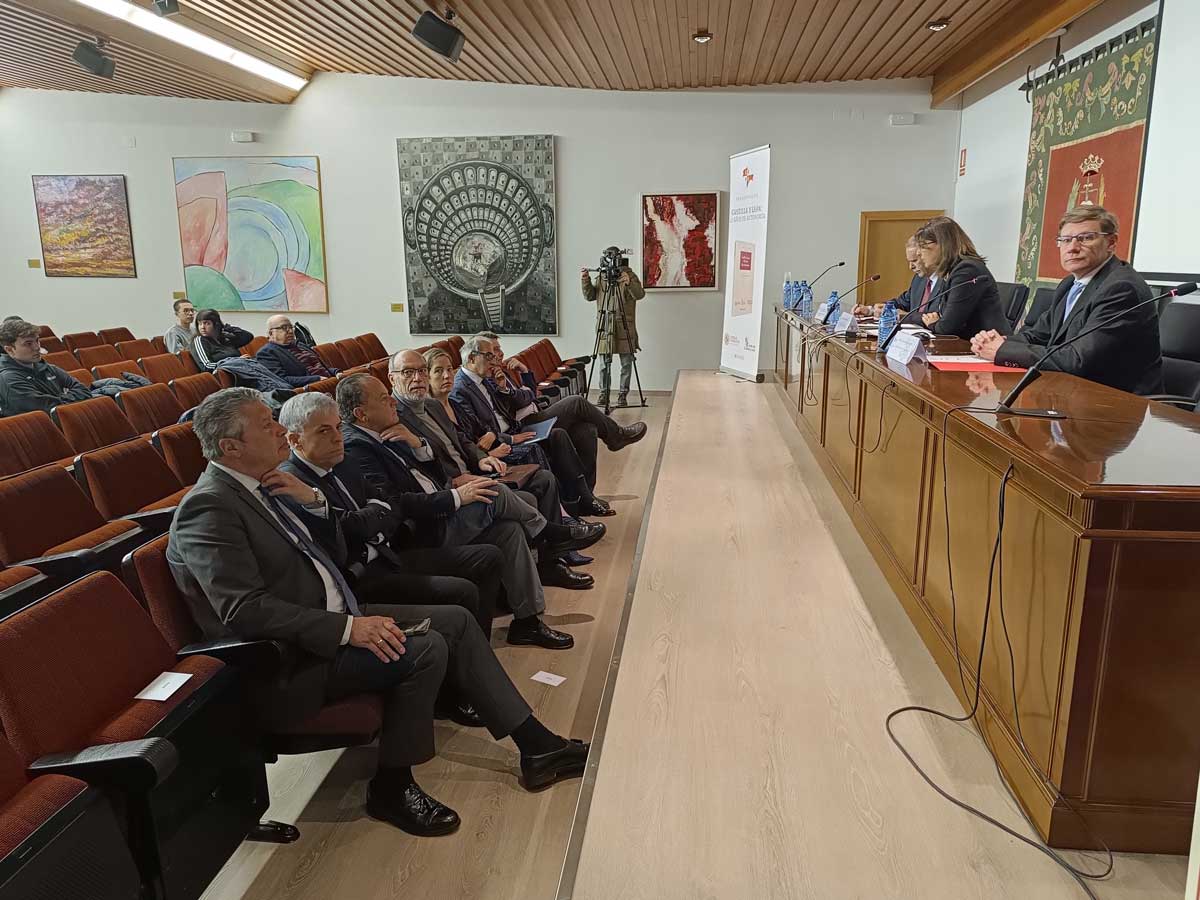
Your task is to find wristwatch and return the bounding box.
[303,486,324,508]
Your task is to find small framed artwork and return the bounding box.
[640,191,720,291]
[32,174,137,277]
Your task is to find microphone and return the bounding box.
[877,275,990,353]
[995,281,1197,418]
[808,260,846,291]
[838,273,881,303]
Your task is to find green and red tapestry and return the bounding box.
[1016,19,1158,291]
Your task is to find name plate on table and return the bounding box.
[832,312,857,336]
[813,302,829,325]
[885,330,927,365]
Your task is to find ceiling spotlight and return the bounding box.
[926,18,950,32]
[693,29,713,44]
[72,38,115,78]
[152,0,180,15]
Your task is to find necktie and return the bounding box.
[1062,280,1086,324]
[257,487,362,617]
[321,473,357,511]
[920,278,933,309]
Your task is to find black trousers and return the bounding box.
[523,395,620,486]
[356,543,503,637]
[324,605,532,768]
[516,469,563,526]
[538,427,594,497]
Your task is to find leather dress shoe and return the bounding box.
[521,739,590,791]
[580,497,615,517]
[607,421,647,450]
[507,617,574,649]
[542,520,605,557]
[366,782,460,836]
[539,561,594,590]
[561,549,593,566]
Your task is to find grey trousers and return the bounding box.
[598,353,634,396]
[443,483,546,618]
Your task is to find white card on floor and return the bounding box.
[531,671,566,687]
[135,671,193,702]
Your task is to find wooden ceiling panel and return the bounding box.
[0,0,1102,106]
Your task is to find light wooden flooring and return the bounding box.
[201,396,670,900]
[563,371,1185,900]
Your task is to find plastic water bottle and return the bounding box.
[878,300,899,346]
[783,271,793,309]
[799,280,813,318]
[788,280,799,311]
[824,290,841,325]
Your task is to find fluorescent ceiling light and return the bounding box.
[68,0,307,91]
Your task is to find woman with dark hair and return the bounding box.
[910,217,1010,339]
[191,309,253,371]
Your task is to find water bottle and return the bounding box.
[878,300,899,347]
[783,271,793,309]
[824,290,841,326]
[788,280,799,311]
[799,280,812,318]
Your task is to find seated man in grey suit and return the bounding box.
[167,388,590,837]
[971,206,1164,395]
[337,373,601,648]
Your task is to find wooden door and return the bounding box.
[857,209,943,306]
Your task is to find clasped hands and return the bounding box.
[970,329,1007,362]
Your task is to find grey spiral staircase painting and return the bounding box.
[397,135,558,335]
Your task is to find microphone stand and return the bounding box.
[807,260,846,293]
[995,282,1196,419]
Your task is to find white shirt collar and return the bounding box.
[462,367,486,387]
[294,452,330,477]
[211,461,264,494]
[1073,254,1113,287]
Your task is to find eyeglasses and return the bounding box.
[269,324,295,333]
[1055,232,1108,246]
[391,367,429,378]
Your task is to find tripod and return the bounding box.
[584,270,648,414]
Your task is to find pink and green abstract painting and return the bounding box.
[173,156,328,312]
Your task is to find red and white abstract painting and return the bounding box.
[641,192,720,291]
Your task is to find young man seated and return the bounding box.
[0,318,90,417]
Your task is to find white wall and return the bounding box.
[1,75,961,389]
[953,0,1160,281]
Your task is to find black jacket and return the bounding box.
[0,354,91,417]
[891,272,928,313]
[393,395,487,481]
[927,257,1010,338]
[191,325,253,371]
[997,256,1163,395]
[255,341,330,387]
[339,423,457,548]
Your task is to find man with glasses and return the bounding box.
[164,298,196,354]
[256,314,338,387]
[971,206,1163,395]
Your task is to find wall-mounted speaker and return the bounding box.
[411,11,465,62]
[72,41,115,79]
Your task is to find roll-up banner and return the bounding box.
[719,144,770,382]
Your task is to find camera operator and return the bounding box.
[580,246,644,408]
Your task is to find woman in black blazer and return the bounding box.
[914,217,1011,339]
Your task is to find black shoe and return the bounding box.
[366,782,460,836]
[521,739,590,791]
[539,561,594,590]
[580,497,615,517]
[615,394,629,408]
[507,617,575,649]
[435,702,484,728]
[608,421,647,450]
[561,549,593,566]
[541,520,605,556]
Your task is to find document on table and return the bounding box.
[927,355,1024,373]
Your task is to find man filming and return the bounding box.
[581,246,644,409]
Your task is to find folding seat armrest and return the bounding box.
[178,637,285,674]
[29,737,178,792]
[537,382,561,399]
[1147,394,1197,409]
[15,549,99,583]
[123,508,177,536]
[564,355,590,365]
[564,361,587,372]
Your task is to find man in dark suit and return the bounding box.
[336,374,602,647]
[167,388,590,837]
[854,236,930,319]
[278,391,502,639]
[255,315,337,388]
[972,206,1164,395]
[451,335,647,491]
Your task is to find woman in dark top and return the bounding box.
[191,309,253,371]
[914,217,1010,339]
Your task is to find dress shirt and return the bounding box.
[212,462,353,645]
[295,452,392,564]
[1062,263,1102,324]
[462,366,516,431]
[355,426,461,509]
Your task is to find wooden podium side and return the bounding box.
[774,309,1200,854]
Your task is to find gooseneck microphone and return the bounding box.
[839,273,881,303]
[995,281,1197,418]
[877,275,990,353]
[808,260,846,291]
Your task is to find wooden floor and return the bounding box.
[563,372,1185,900]
[201,397,670,900]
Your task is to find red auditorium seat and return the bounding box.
[97,327,135,344]
[140,352,190,384]
[36,324,55,339]
[113,338,157,363]
[38,335,67,354]
[0,565,49,617]
[91,361,141,382]
[302,376,339,394]
[75,344,122,369]
[356,332,388,362]
[152,423,207,486]
[151,335,168,354]
[335,338,369,368]
[118,384,184,433]
[75,439,188,525]
[62,332,102,354]
[313,342,347,371]
[0,410,76,477]
[51,396,138,454]
[169,373,220,411]
[66,368,94,387]
[241,335,268,357]
[176,350,201,375]
[368,360,390,388]
[42,350,78,370]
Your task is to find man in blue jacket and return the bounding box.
[256,315,338,387]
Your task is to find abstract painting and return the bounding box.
[641,192,720,291]
[32,175,136,277]
[173,156,328,312]
[1015,18,1157,293]
[397,135,557,335]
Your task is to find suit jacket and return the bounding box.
[393,395,486,479]
[449,369,532,444]
[166,463,351,725]
[996,255,1163,395]
[928,257,1011,338]
[889,272,928,313]
[339,423,457,547]
[254,341,326,387]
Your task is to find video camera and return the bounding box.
[587,246,631,279]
